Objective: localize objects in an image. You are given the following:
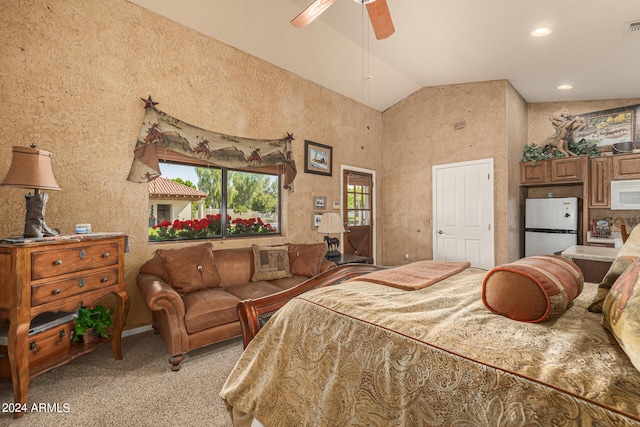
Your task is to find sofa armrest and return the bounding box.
[137,273,186,317]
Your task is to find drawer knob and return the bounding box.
[54,259,62,266]
[53,288,61,295]
[103,253,110,258]
[78,278,85,288]
[29,341,39,354]
[101,277,108,282]
[78,249,86,260]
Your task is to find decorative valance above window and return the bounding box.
[126,98,297,189]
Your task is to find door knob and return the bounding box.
[438,230,443,234]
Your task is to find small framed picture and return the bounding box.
[332,201,340,210]
[314,196,327,209]
[304,140,333,176]
[312,212,323,229]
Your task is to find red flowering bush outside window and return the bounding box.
[149,213,278,241]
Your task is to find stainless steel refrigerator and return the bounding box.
[524,197,579,257]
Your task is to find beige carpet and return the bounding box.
[0,331,243,426]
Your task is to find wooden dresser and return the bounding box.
[0,233,129,418]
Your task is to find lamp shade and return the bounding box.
[318,213,345,234]
[1,146,60,191]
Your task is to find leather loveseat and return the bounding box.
[137,242,335,370]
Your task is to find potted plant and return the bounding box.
[74,306,113,343]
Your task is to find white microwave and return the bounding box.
[611,179,640,210]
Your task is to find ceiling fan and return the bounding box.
[291,0,395,40]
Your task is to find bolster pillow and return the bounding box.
[482,255,584,322]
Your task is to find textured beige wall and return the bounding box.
[380,80,520,266]
[506,84,529,261]
[0,1,382,329]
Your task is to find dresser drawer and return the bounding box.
[0,321,73,379]
[31,243,118,280]
[31,268,118,306]
[28,322,73,366]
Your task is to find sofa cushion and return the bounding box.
[156,243,222,294]
[482,255,583,322]
[213,247,254,286]
[287,242,327,277]
[251,245,291,281]
[225,281,285,301]
[182,288,240,334]
[270,276,310,291]
[602,257,640,373]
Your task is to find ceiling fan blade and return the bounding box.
[366,0,395,40]
[291,0,338,28]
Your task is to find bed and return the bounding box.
[220,255,640,426]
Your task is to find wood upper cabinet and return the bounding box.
[589,156,612,208]
[550,156,586,183]
[520,156,587,186]
[520,161,548,185]
[613,153,640,180]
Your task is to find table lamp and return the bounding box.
[1,145,61,238]
[317,212,346,258]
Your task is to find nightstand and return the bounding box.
[327,253,373,265]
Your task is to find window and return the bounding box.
[149,162,280,242]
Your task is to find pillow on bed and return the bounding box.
[482,254,583,322]
[588,255,638,312]
[287,243,327,277]
[588,225,640,312]
[156,242,222,293]
[602,257,640,372]
[252,245,292,281]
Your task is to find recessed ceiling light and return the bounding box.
[531,28,552,37]
[557,84,573,90]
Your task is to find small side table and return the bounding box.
[561,245,619,283]
[327,253,373,266]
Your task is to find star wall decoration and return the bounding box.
[140,95,159,112]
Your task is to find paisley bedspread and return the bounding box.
[220,267,640,426]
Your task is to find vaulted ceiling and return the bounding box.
[128,0,640,111]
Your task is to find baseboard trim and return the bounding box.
[122,324,153,337]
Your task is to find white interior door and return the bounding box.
[433,158,494,270]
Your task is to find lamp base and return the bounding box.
[24,192,60,238]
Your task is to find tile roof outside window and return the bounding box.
[148,177,207,200]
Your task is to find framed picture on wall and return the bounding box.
[314,196,327,209]
[304,140,333,176]
[312,212,323,229]
[570,105,637,149]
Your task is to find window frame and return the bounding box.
[149,158,282,242]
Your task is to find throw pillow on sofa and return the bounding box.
[287,242,328,277]
[156,242,222,293]
[252,245,292,281]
